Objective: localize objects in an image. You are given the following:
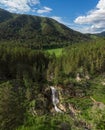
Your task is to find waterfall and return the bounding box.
[50,86,63,113]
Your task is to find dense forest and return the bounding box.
[48,38,105,84]
[0,38,105,130]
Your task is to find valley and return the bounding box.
[0,8,105,130]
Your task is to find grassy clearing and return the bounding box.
[46,48,63,57]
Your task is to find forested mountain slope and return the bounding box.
[0,8,14,23]
[0,8,90,49]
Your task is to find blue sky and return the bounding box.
[0,0,105,33]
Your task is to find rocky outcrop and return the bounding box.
[90,96,105,110]
[76,73,81,82]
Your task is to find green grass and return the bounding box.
[90,75,105,104]
[17,114,73,130]
[46,48,63,57]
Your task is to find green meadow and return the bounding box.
[46,48,63,57]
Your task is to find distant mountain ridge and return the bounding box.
[97,31,105,36]
[0,8,90,49]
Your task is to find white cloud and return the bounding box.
[37,6,52,14]
[74,0,105,33]
[51,16,63,23]
[51,16,72,26]
[0,0,40,13]
[51,16,77,31]
[97,0,105,9]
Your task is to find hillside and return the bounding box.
[97,31,105,36]
[0,8,90,49]
[0,39,105,130]
[0,8,14,23]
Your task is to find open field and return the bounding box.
[46,48,63,57]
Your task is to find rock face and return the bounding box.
[90,96,105,110]
[50,85,81,115]
[76,73,81,82]
[102,81,105,85]
[29,83,87,115]
[59,104,66,112]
